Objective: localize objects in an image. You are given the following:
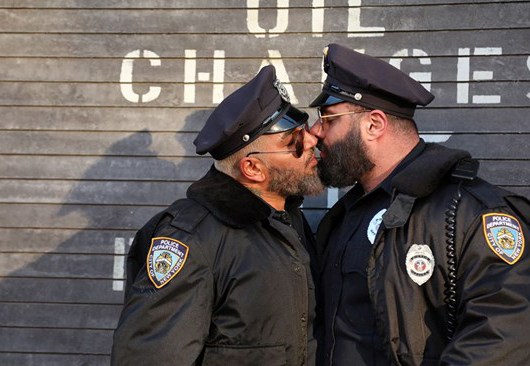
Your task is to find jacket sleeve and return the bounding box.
[440,205,530,365]
[111,234,214,366]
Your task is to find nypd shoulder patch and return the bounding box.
[482,213,525,265]
[147,237,189,288]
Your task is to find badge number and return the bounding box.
[147,237,189,288]
[482,213,525,265]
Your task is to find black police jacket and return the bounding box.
[112,166,317,366]
[317,142,530,365]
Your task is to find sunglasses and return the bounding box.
[246,122,309,159]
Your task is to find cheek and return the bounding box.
[322,126,346,146]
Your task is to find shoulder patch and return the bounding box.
[147,237,189,288]
[482,213,525,265]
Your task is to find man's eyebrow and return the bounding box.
[320,106,332,114]
[280,129,295,140]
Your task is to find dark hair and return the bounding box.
[386,113,418,135]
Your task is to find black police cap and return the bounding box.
[194,65,308,160]
[310,43,434,118]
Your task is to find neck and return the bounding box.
[361,135,419,193]
[259,191,286,211]
[360,161,400,193]
[243,183,286,211]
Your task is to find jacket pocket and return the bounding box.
[202,344,286,366]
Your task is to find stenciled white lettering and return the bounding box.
[120,50,161,103]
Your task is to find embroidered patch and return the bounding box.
[367,209,386,244]
[482,213,525,265]
[406,244,435,286]
[147,237,189,288]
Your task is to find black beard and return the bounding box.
[317,127,375,188]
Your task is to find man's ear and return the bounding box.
[363,109,388,141]
[239,156,267,183]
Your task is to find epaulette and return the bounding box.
[166,198,210,234]
[450,158,526,211]
[450,158,479,182]
[504,195,530,225]
[463,178,511,210]
[450,158,509,209]
[451,161,528,224]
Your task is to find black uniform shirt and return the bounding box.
[332,182,390,365]
[322,141,425,366]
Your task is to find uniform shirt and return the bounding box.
[321,142,425,366]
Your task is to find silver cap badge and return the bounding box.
[273,79,290,103]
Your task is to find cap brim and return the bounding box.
[265,105,308,134]
[309,91,346,107]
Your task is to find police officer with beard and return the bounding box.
[111,65,324,366]
[309,43,530,365]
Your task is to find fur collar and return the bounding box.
[187,166,303,228]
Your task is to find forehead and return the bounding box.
[321,102,351,113]
[259,129,294,144]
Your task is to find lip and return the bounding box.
[309,155,318,167]
[305,151,318,168]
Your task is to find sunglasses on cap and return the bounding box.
[264,104,308,134]
[246,122,309,159]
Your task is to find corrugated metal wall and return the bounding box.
[0,0,528,364]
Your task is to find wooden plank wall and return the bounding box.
[0,0,528,364]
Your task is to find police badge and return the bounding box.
[482,213,525,265]
[406,244,435,286]
[147,237,189,288]
[273,78,290,103]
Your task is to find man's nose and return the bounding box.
[309,119,324,138]
[303,128,318,149]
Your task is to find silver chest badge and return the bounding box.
[367,209,386,244]
[406,244,435,286]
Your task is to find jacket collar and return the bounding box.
[187,165,303,228]
[391,141,471,198]
[383,142,472,228]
